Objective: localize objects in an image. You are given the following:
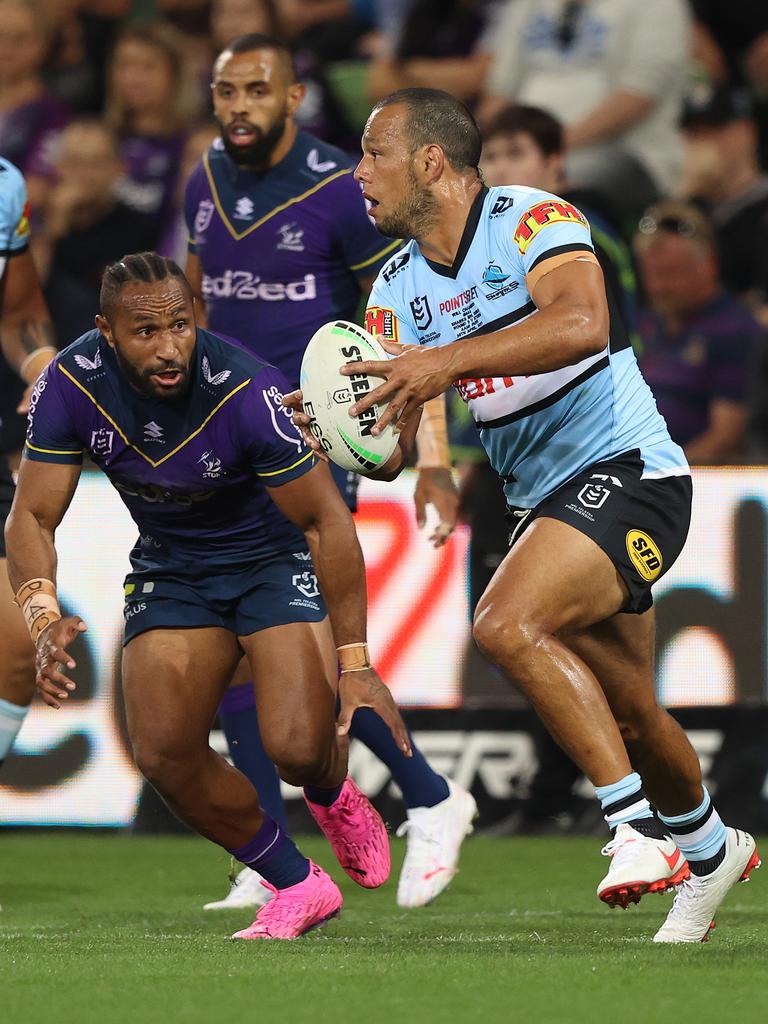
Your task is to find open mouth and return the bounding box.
[364,192,380,215]
[227,122,258,147]
[151,370,183,388]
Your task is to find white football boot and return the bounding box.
[203,865,274,911]
[654,828,761,943]
[395,779,478,908]
[597,822,690,908]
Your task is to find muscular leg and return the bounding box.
[563,610,704,816]
[239,617,346,790]
[473,517,633,787]
[0,558,36,766]
[123,626,262,849]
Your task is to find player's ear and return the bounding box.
[286,81,306,116]
[422,143,444,185]
[95,314,114,347]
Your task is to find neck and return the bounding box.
[417,176,483,265]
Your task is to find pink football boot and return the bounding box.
[231,861,342,940]
[305,776,391,888]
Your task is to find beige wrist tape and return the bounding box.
[14,578,62,642]
[337,642,371,672]
[19,347,56,385]
[416,395,450,468]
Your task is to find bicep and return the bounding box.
[12,457,82,533]
[528,258,609,323]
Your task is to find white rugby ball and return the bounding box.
[300,319,399,475]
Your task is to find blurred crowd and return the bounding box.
[3,0,768,463]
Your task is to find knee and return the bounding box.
[132,739,195,796]
[472,602,541,669]
[266,726,332,787]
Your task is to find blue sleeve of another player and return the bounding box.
[24,364,85,465]
[331,172,404,278]
[242,366,317,485]
[507,192,596,287]
[0,160,31,257]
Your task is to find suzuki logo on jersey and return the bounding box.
[491,195,514,216]
[364,306,399,342]
[307,148,336,173]
[233,196,255,221]
[201,356,231,386]
[143,420,164,443]
[514,200,588,253]
[194,199,215,233]
[90,428,114,456]
[276,222,304,252]
[382,252,410,283]
[202,271,316,302]
[198,450,223,479]
[409,295,433,331]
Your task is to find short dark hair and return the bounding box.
[100,252,190,320]
[218,32,296,83]
[374,88,482,172]
[482,105,564,157]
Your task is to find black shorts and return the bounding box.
[506,450,692,614]
[0,457,15,559]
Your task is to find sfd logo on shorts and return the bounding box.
[626,530,663,582]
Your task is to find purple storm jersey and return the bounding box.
[24,328,316,567]
[184,130,401,386]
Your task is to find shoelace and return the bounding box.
[396,819,439,845]
[318,799,368,846]
[600,835,647,870]
[665,877,699,920]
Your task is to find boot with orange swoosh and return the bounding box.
[597,822,690,908]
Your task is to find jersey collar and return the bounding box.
[421,185,488,279]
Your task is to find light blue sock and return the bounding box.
[594,771,654,829]
[659,789,727,868]
[0,697,29,765]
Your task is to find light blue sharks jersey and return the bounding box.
[365,185,688,507]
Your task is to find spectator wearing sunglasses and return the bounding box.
[635,202,764,464]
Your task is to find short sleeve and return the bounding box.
[244,366,317,485]
[330,173,403,278]
[364,268,420,346]
[24,363,85,465]
[0,161,31,258]
[508,193,598,295]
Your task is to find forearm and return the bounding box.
[305,509,367,646]
[5,504,58,595]
[416,396,450,468]
[565,89,656,150]
[0,314,56,385]
[397,56,491,101]
[684,431,745,465]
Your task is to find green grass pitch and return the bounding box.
[1,834,765,1024]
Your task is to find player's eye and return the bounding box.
[174,320,187,330]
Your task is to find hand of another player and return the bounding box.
[35,615,87,709]
[414,467,459,547]
[281,389,330,463]
[337,668,412,758]
[343,339,455,435]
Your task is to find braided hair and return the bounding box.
[99,252,190,320]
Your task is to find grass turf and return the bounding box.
[0,834,765,1024]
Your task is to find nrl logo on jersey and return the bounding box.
[233,196,255,221]
[307,148,336,173]
[277,222,304,252]
[201,356,231,386]
[194,199,215,233]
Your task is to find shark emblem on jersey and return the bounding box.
[307,148,336,173]
[74,351,102,371]
[201,356,231,386]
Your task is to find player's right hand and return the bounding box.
[281,388,330,462]
[35,615,87,709]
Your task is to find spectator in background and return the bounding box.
[0,0,71,212]
[105,21,201,246]
[635,202,762,465]
[160,120,220,265]
[39,119,157,341]
[478,0,691,224]
[210,0,357,148]
[367,0,497,107]
[680,86,768,306]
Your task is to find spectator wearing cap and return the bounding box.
[682,85,768,304]
[635,202,764,464]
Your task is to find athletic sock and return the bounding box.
[349,707,449,809]
[595,771,660,833]
[304,782,344,806]
[218,683,287,830]
[658,789,727,876]
[0,697,30,768]
[229,816,310,890]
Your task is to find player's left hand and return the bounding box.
[343,339,455,435]
[414,467,459,547]
[337,667,412,758]
[281,388,330,462]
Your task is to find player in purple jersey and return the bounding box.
[5,252,414,940]
[184,34,476,911]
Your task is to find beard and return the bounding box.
[219,111,288,171]
[113,345,190,402]
[375,168,440,241]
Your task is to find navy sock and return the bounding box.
[304,782,344,806]
[229,816,309,890]
[349,707,449,809]
[218,683,288,830]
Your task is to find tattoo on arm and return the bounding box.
[18,319,56,355]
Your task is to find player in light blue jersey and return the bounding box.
[319,89,759,942]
